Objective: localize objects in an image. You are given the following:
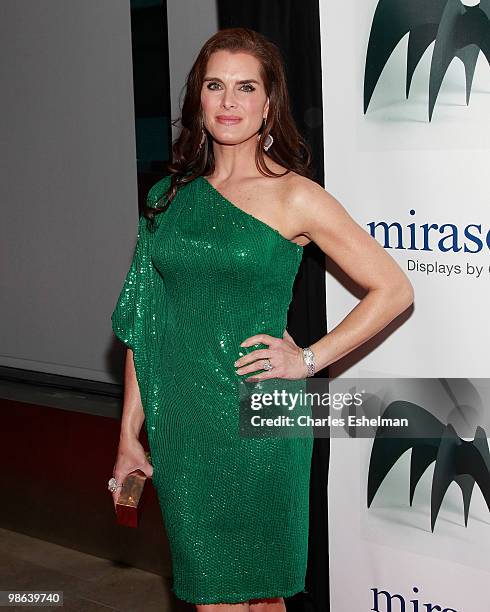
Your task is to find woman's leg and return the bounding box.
[194,595,286,611]
[249,597,286,612]
[196,602,250,612]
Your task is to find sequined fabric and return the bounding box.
[111,175,313,604]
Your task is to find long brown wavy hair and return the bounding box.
[144,27,314,223]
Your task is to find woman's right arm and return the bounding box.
[111,348,153,507]
[120,348,146,439]
[110,182,171,505]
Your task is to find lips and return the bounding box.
[216,116,242,124]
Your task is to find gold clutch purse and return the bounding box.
[115,451,152,528]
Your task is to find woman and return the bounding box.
[109,28,414,611]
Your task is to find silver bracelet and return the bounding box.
[302,346,316,377]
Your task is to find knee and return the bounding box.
[249,596,285,611]
[195,603,249,612]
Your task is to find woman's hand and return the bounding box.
[234,329,307,382]
[111,436,153,508]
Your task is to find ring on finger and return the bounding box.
[108,477,124,493]
[263,358,273,371]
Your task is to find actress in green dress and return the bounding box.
[112,171,313,605]
[110,27,414,612]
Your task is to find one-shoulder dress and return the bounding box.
[111,174,313,604]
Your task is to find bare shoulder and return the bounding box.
[278,171,358,244]
[282,171,344,215]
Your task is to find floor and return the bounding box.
[0,527,194,612]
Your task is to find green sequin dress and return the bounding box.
[111,174,313,604]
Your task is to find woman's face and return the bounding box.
[200,50,269,146]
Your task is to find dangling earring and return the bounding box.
[263,132,274,152]
[198,116,207,153]
[198,128,206,152]
[259,117,274,152]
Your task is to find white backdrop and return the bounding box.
[319,0,490,609]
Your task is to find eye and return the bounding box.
[205,81,256,92]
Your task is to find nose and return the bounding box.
[221,86,237,109]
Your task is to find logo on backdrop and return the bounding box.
[367,211,490,254]
[371,586,458,612]
[367,400,490,531]
[364,0,490,121]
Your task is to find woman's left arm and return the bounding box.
[237,178,414,380]
[294,178,414,372]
